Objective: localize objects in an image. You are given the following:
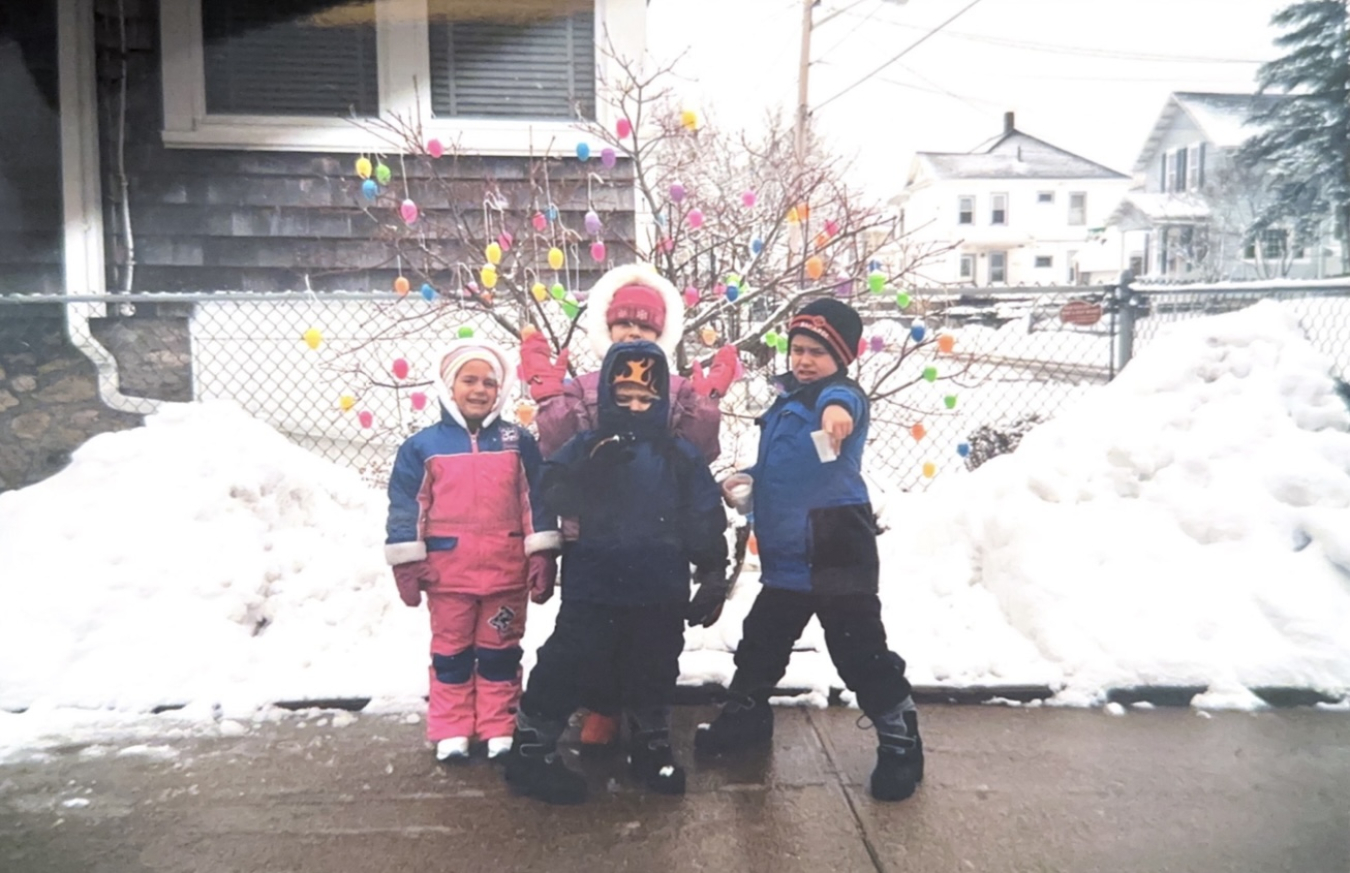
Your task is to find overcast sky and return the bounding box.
[647,0,1291,193]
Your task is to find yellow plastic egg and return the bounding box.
[302,327,322,350]
[480,265,498,289]
[485,242,502,265]
[355,157,372,179]
[531,282,547,302]
[339,394,355,411]
[547,247,564,270]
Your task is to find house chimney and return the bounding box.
[1004,111,1015,134]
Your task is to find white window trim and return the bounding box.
[990,192,1008,226]
[159,0,641,155]
[957,194,974,225]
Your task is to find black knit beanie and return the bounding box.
[788,298,863,366]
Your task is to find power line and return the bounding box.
[812,0,988,112]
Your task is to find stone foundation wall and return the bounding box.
[0,305,192,492]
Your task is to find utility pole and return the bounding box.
[795,0,814,163]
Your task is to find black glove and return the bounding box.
[586,432,636,467]
[686,565,730,628]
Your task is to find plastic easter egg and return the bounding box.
[957,442,971,458]
[824,219,840,236]
[420,282,435,301]
[515,401,536,426]
[485,242,502,265]
[394,276,410,295]
[787,206,800,223]
[910,323,926,342]
[547,247,564,270]
[361,179,378,200]
[584,210,602,235]
[896,292,912,309]
[775,334,789,352]
[922,461,936,478]
[680,109,698,130]
[400,198,418,225]
[658,236,674,253]
[480,291,493,305]
[857,339,868,359]
[456,326,474,338]
[870,336,885,353]
[576,142,591,161]
[498,231,513,252]
[910,422,926,441]
[480,265,498,289]
[742,190,757,208]
[616,118,632,139]
[805,256,825,280]
[700,326,718,346]
[355,157,372,179]
[550,282,566,299]
[375,163,392,185]
[725,285,739,302]
[339,394,355,411]
[532,212,547,231]
[426,138,444,158]
[391,358,409,379]
[561,300,579,320]
[683,287,699,306]
[546,204,558,220]
[600,147,617,169]
[937,334,956,354]
[764,330,779,346]
[868,271,886,294]
[869,259,882,272]
[835,279,854,298]
[923,366,938,382]
[669,183,686,203]
[531,282,548,302]
[410,391,427,411]
[687,208,704,229]
[358,410,374,429]
[944,394,958,409]
[590,241,606,262]
[750,237,764,255]
[748,533,758,555]
[814,232,830,250]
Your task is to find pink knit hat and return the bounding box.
[605,284,667,333]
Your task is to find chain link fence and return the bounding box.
[5,279,1348,494]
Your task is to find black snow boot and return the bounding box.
[693,691,773,755]
[627,709,686,795]
[502,712,588,805]
[869,696,924,802]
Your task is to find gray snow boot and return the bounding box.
[694,690,773,755]
[502,711,588,805]
[869,696,924,802]
[627,708,686,795]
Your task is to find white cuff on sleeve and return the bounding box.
[524,531,563,555]
[385,541,428,565]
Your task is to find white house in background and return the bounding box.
[892,112,1130,287]
[1107,91,1342,280]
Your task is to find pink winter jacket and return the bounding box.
[534,370,722,463]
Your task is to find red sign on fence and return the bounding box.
[1059,300,1103,326]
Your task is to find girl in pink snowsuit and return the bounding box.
[518,264,738,749]
[386,340,561,762]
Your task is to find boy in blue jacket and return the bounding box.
[695,298,924,802]
[503,340,729,805]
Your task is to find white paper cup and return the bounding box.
[811,430,838,462]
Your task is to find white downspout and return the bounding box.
[58,0,158,415]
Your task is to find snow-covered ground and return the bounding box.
[2,300,1349,761]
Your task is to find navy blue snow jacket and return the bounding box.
[542,341,728,607]
[745,371,879,595]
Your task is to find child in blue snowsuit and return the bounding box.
[502,340,729,805]
[695,298,924,802]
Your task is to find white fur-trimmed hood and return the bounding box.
[432,338,515,430]
[583,264,685,359]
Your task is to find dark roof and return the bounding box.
[915,130,1128,181]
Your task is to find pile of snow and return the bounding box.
[2,300,1348,757]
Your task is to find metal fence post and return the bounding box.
[1114,269,1135,374]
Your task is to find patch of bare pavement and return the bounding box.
[2,704,1347,873]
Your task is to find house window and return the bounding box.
[1128,254,1145,276]
[1261,228,1288,259]
[1066,251,1078,283]
[1037,191,1054,204]
[1164,150,1178,193]
[990,193,1008,225]
[161,0,630,154]
[1186,144,1202,190]
[1067,192,1086,225]
[957,195,974,225]
[1174,148,1188,194]
[1034,255,1053,269]
[959,254,975,279]
[989,251,1007,283]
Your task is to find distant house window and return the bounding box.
[1067,192,1086,225]
[989,251,1007,283]
[959,254,975,279]
[161,0,621,153]
[1034,255,1053,269]
[1261,228,1288,259]
[1129,254,1145,275]
[990,193,1008,225]
[1174,148,1188,194]
[1186,144,1202,191]
[1037,191,1054,203]
[958,196,974,225]
[1164,150,1178,193]
[1067,251,1078,283]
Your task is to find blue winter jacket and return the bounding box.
[745,371,879,595]
[542,341,728,607]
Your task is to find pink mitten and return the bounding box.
[520,332,570,402]
[526,551,559,604]
[391,561,438,608]
[692,345,738,398]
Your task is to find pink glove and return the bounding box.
[526,550,559,604]
[520,331,570,402]
[391,561,438,608]
[691,344,738,399]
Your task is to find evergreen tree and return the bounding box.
[1238,0,1350,274]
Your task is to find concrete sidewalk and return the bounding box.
[2,703,1347,873]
